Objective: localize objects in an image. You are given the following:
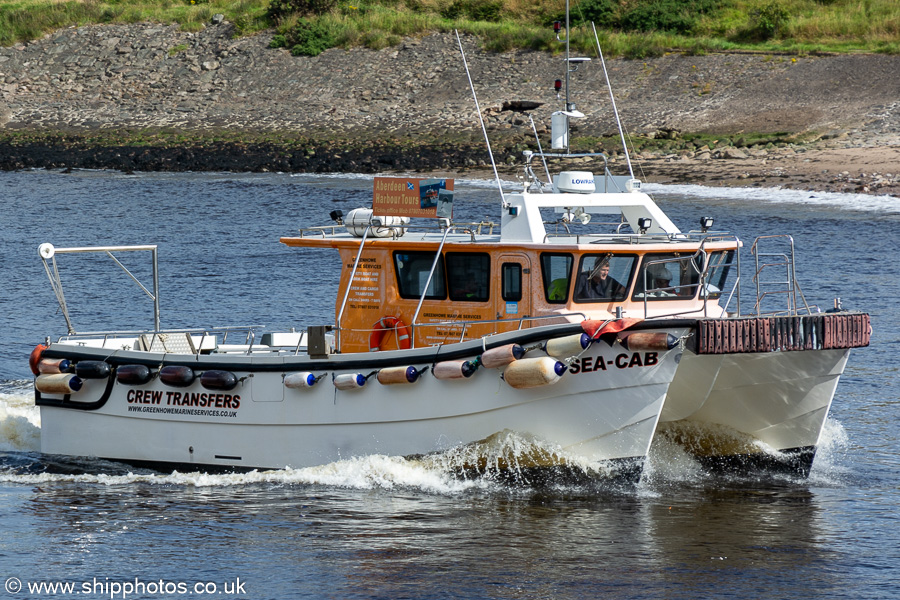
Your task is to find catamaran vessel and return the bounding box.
[27,20,869,481]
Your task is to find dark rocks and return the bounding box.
[0,24,898,192]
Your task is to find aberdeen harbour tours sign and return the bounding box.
[373,177,454,219]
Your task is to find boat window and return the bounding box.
[501,263,522,302]
[446,253,490,302]
[573,254,636,303]
[393,251,446,300]
[540,253,573,304]
[632,253,702,300]
[703,250,735,299]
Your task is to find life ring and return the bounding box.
[369,316,411,351]
[29,343,48,375]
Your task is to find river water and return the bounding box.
[1,170,898,599]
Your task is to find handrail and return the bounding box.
[298,221,497,239]
[638,237,742,319]
[541,231,737,245]
[350,312,589,347]
[750,235,812,316]
[410,225,452,345]
[57,325,263,339]
[38,243,160,334]
[444,312,588,343]
[639,253,704,318]
[335,225,371,351]
[698,238,741,317]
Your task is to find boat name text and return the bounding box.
[568,352,658,373]
[127,389,241,409]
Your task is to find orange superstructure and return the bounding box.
[281,233,740,354]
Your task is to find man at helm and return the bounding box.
[645,263,676,297]
[574,257,626,300]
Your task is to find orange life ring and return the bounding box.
[29,343,48,375]
[369,316,411,352]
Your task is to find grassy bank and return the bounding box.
[0,0,897,56]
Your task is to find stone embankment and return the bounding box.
[0,20,898,194]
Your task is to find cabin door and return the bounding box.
[497,254,532,325]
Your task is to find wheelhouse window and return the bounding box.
[541,253,573,304]
[501,263,522,302]
[573,254,636,303]
[446,253,490,302]
[703,250,736,299]
[632,253,702,300]
[393,251,446,300]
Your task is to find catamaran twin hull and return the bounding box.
[33,321,690,479]
[32,312,869,479]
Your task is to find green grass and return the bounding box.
[0,0,897,55]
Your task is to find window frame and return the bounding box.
[540,253,574,304]
[446,252,491,303]
[392,250,447,300]
[501,263,523,302]
[702,250,736,300]
[631,252,702,301]
[571,253,638,304]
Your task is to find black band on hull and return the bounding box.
[38,320,698,372]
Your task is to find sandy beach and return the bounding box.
[638,144,900,196]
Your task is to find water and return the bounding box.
[1,170,898,599]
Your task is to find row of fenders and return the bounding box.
[29,329,681,396]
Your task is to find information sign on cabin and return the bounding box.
[373,177,454,219]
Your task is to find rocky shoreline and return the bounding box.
[1,21,898,196]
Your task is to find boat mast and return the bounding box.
[456,30,507,207]
[565,0,571,153]
[592,23,635,179]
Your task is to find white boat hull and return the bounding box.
[36,325,688,477]
[659,347,852,470]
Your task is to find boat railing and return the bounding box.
[335,224,373,350]
[750,235,813,316]
[543,218,629,238]
[409,226,453,338]
[55,325,268,355]
[298,220,497,239]
[639,237,742,320]
[296,224,344,238]
[38,243,161,335]
[406,313,588,348]
[417,312,587,342]
[541,231,736,245]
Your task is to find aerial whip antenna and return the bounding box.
[592,23,635,179]
[456,30,507,207]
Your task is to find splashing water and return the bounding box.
[0,381,41,453]
[0,455,494,494]
[807,418,851,486]
[641,418,850,491]
[0,375,848,494]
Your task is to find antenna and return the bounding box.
[592,22,634,179]
[455,30,507,207]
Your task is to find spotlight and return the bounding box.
[637,218,652,234]
[574,207,591,225]
[329,209,343,225]
[700,216,714,233]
